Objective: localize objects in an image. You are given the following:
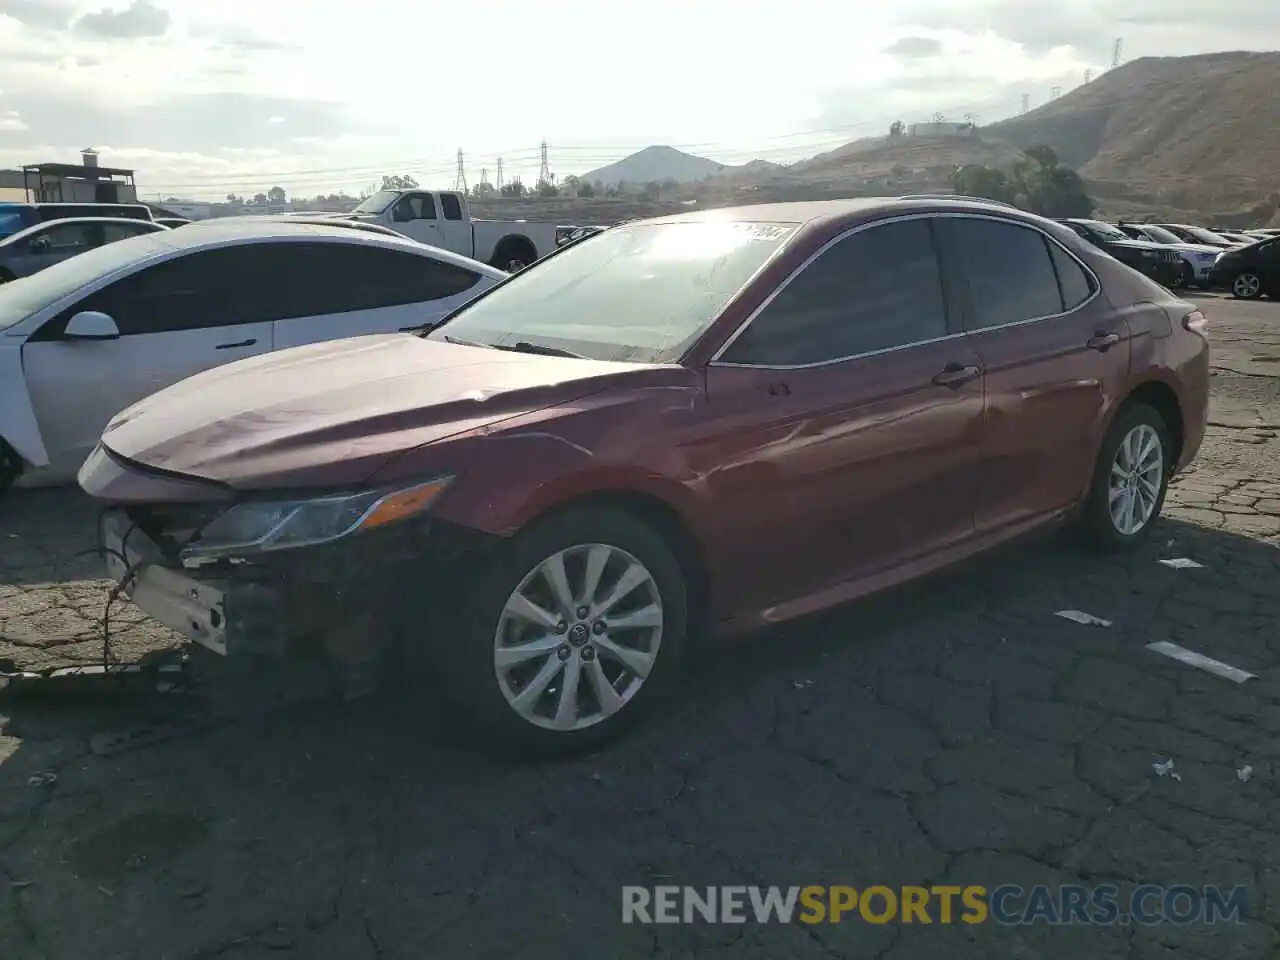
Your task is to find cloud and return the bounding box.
[884,36,942,58]
[188,20,300,52]
[0,0,74,30]
[0,110,24,132]
[74,0,170,40]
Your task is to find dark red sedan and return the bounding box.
[79,197,1210,754]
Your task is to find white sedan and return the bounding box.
[0,220,506,491]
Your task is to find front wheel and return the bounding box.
[430,507,688,757]
[1232,271,1263,299]
[1079,402,1172,550]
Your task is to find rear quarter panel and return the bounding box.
[469,221,558,262]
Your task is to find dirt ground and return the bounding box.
[1,293,1279,959]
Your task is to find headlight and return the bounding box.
[179,476,453,566]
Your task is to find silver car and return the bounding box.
[0,218,169,283]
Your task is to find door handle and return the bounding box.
[215,338,257,350]
[1087,331,1121,351]
[932,363,980,388]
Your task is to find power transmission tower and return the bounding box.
[1111,38,1123,68]
[1051,85,1062,99]
[480,167,488,190]
[537,139,551,187]
[1084,68,1093,83]
[1021,93,1030,114]
[454,149,468,193]
[495,157,504,191]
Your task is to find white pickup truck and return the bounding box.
[341,189,574,270]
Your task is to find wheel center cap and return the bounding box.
[568,623,590,646]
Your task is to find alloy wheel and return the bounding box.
[1108,424,1163,535]
[1233,273,1262,298]
[493,543,663,732]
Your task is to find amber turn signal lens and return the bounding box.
[358,479,453,531]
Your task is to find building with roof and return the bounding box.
[20,149,138,203]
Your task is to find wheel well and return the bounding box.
[1124,381,1184,464]
[533,489,710,634]
[491,235,536,263]
[0,266,15,281]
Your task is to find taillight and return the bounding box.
[1183,310,1208,337]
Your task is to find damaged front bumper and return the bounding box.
[99,506,498,660]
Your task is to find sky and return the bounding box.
[1,0,1278,201]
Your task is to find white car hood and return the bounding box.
[1167,242,1221,255]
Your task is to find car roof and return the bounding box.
[114,219,506,276]
[1,217,164,242]
[636,196,1052,231]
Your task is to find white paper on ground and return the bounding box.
[1159,558,1205,569]
[1152,758,1181,781]
[1055,610,1113,627]
[1237,765,1254,783]
[1146,640,1257,683]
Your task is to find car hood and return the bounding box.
[1108,238,1166,252]
[1163,242,1221,255]
[100,334,655,488]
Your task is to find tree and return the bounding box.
[592,179,604,196]
[380,174,419,191]
[577,179,595,199]
[641,181,662,201]
[952,164,1015,204]
[252,192,268,205]
[950,145,1093,218]
[661,177,679,193]
[225,193,241,203]
[536,179,559,198]
[889,120,906,138]
[267,185,287,204]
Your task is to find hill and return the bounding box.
[581,145,730,185]
[987,51,1280,211]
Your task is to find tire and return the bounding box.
[1079,402,1173,551]
[490,241,536,273]
[1231,271,1263,299]
[428,507,688,757]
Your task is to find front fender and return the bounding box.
[0,341,48,467]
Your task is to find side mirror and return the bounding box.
[64,311,120,341]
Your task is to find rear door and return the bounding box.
[436,192,473,256]
[1255,240,1280,293]
[21,246,274,475]
[702,216,985,613]
[936,215,1131,533]
[267,241,494,348]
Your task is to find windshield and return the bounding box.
[1084,221,1128,241]
[427,220,797,363]
[1140,225,1182,244]
[1185,226,1232,245]
[351,191,400,215]
[0,231,172,330]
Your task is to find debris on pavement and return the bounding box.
[1237,764,1254,783]
[792,679,816,689]
[1158,558,1205,569]
[1146,640,1257,684]
[1054,610,1113,627]
[26,771,57,788]
[1153,759,1182,782]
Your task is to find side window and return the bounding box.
[32,222,94,252]
[440,194,463,221]
[945,219,1064,330]
[254,242,482,317]
[720,218,948,366]
[392,194,437,222]
[1047,242,1094,310]
[101,222,150,243]
[68,247,270,335]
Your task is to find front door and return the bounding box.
[21,247,274,477]
[936,215,1132,532]
[700,217,985,615]
[389,193,442,247]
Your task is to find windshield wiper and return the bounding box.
[506,341,586,359]
[440,334,493,348]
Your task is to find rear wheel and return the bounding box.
[490,239,536,273]
[1231,271,1263,299]
[429,507,688,757]
[1080,402,1172,550]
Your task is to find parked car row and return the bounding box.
[26,196,1209,755]
[1057,216,1280,299]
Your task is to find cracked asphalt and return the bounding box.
[2,294,1279,959]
